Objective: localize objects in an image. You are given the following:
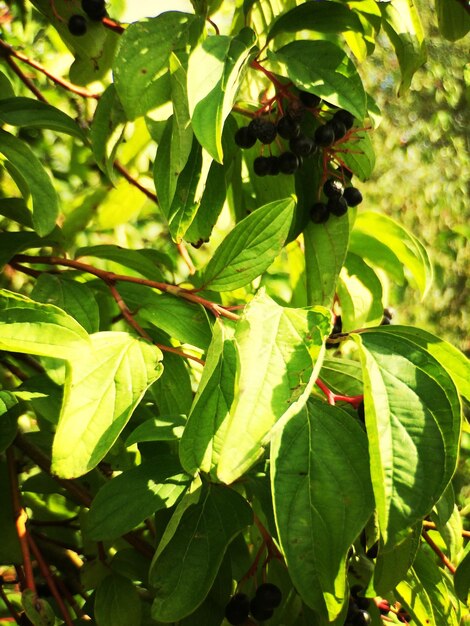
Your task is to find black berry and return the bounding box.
[323,178,343,199]
[235,126,256,149]
[337,165,354,180]
[277,115,300,139]
[250,596,274,621]
[332,315,342,335]
[248,118,277,144]
[310,202,330,224]
[314,123,335,147]
[68,14,88,35]
[333,109,355,130]
[398,608,412,623]
[224,593,250,625]
[289,134,316,157]
[343,186,363,207]
[81,0,107,20]
[266,156,280,175]
[351,610,372,625]
[253,156,271,177]
[329,118,347,141]
[366,541,379,559]
[279,151,300,174]
[355,596,371,610]
[298,90,321,108]
[327,196,348,216]
[255,583,282,610]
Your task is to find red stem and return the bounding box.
[315,379,363,409]
[422,529,456,574]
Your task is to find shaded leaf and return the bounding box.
[150,484,252,622]
[90,84,126,180]
[125,416,187,446]
[0,129,59,236]
[95,573,142,626]
[271,399,375,620]
[87,455,190,540]
[435,0,470,41]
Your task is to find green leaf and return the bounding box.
[351,212,433,297]
[377,326,470,405]
[154,54,194,214]
[396,545,461,626]
[113,12,200,120]
[31,274,100,334]
[116,287,212,352]
[271,399,375,621]
[0,197,34,227]
[0,230,62,271]
[87,456,190,540]
[454,541,470,605]
[0,71,15,99]
[216,291,331,484]
[95,573,142,626]
[188,28,257,162]
[22,589,55,626]
[75,244,166,282]
[304,212,352,308]
[373,524,421,595]
[203,197,296,291]
[149,352,194,415]
[435,0,470,41]
[0,129,59,236]
[0,289,90,359]
[353,329,462,549]
[0,392,18,454]
[179,320,237,476]
[268,40,367,120]
[0,97,85,140]
[267,2,364,41]
[337,252,383,330]
[380,0,426,95]
[320,357,363,397]
[125,415,187,446]
[340,131,376,181]
[51,332,163,478]
[150,484,252,622]
[90,84,126,180]
[0,458,22,563]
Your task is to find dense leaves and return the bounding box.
[0,2,468,626]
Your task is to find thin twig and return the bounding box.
[423,520,470,538]
[6,448,36,593]
[113,160,158,204]
[0,584,23,626]
[27,535,75,626]
[422,529,456,574]
[0,37,100,99]
[4,55,48,102]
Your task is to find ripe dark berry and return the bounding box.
[235,126,256,149]
[332,315,342,335]
[277,115,300,140]
[366,541,379,559]
[351,610,372,625]
[333,109,355,130]
[279,151,300,174]
[289,134,316,157]
[253,156,271,177]
[327,196,348,216]
[248,118,277,144]
[81,0,107,20]
[323,178,343,199]
[255,583,282,609]
[314,123,335,147]
[250,597,274,621]
[298,90,321,108]
[224,593,250,625]
[355,596,371,610]
[266,156,280,175]
[398,608,412,622]
[343,186,363,207]
[68,14,88,35]
[329,118,347,141]
[310,202,330,224]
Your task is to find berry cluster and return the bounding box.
[224,583,282,624]
[310,176,363,224]
[344,586,372,625]
[68,0,107,36]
